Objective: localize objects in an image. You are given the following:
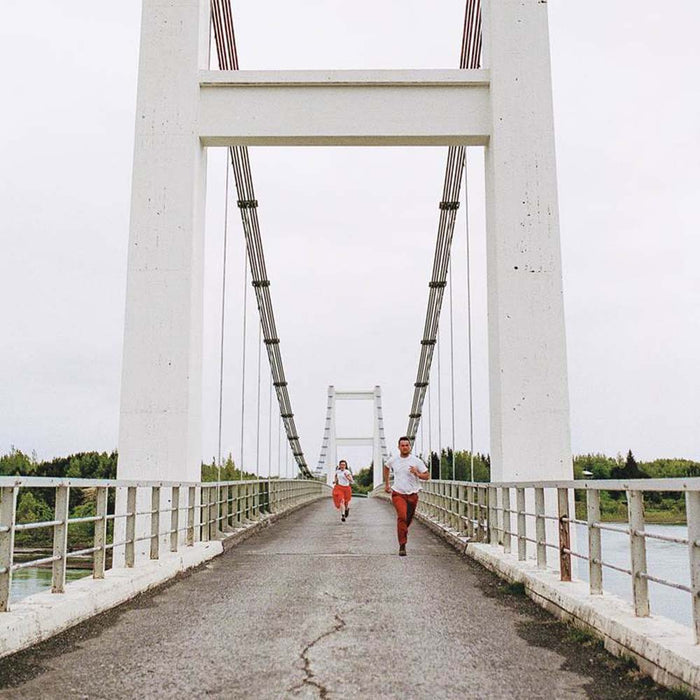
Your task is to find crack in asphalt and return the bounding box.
[289,613,346,699]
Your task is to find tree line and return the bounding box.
[1,449,260,549]
[3,446,698,543]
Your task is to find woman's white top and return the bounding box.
[336,469,353,486]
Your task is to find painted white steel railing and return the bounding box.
[0,477,325,612]
[416,478,700,642]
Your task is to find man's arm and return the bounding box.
[409,465,430,481]
[383,464,391,493]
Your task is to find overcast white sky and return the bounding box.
[1,1,698,475]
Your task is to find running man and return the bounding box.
[332,459,354,522]
[384,436,429,556]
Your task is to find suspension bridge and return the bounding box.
[1,1,699,697]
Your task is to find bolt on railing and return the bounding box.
[0,477,327,612]
[413,477,700,643]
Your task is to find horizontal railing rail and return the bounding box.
[378,477,700,643]
[0,476,327,612]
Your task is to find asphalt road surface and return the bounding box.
[0,497,679,699]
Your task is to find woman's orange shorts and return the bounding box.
[332,484,352,510]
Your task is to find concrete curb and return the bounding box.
[374,492,700,697]
[0,494,327,660]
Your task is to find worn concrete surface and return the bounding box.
[0,498,680,699]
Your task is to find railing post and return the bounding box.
[0,486,18,612]
[481,487,489,542]
[535,487,546,569]
[587,489,602,595]
[93,486,108,579]
[51,485,70,593]
[557,487,572,582]
[150,486,160,560]
[253,482,260,518]
[187,486,196,546]
[244,483,251,520]
[170,486,180,552]
[221,484,230,531]
[201,487,210,542]
[447,483,454,530]
[125,486,137,568]
[458,485,467,536]
[516,488,526,561]
[209,485,217,536]
[628,490,650,616]
[685,491,700,643]
[488,486,498,545]
[210,485,218,539]
[232,484,241,525]
[501,487,511,554]
[466,485,475,539]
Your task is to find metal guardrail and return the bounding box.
[415,478,700,642]
[0,476,326,612]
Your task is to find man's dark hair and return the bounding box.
[398,436,411,445]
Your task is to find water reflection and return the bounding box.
[11,567,91,603]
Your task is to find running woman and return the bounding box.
[332,459,354,522]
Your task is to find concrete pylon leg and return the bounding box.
[327,388,337,486]
[372,387,384,490]
[116,0,210,563]
[118,0,209,484]
[482,0,572,483]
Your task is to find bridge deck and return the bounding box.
[0,498,674,698]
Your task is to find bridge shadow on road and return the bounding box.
[0,497,681,699]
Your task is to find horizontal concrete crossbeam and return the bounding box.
[336,438,374,446]
[198,69,491,146]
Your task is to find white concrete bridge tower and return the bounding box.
[117,0,571,492]
[317,387,388,489]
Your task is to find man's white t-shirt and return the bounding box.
[336,468,353,486]
[386,454,428,494]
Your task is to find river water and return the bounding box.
[574,523,691,628]
[9,525,693,628]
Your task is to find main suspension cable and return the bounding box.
[256,320,262,479]
[217,155,230,472]
[437,333,442,477]
[240,247,248,472]
[405,0,481,444]
[464,156,476,482]
[449,258,456,481]
[268,374,273,486]
[211,0,311,477]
